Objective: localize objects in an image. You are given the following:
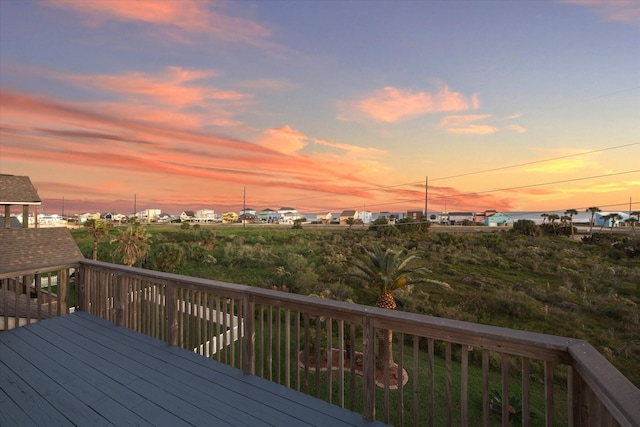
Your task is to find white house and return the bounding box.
[196,209,217,222]
[358,210,373,224]
[316,211,333,224]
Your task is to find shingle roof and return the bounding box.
[0,228,84,274]
[0,174,42,204]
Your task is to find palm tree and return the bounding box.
[540,213,548,224]
[629,211,640,234]
[564,209,578,239]
[111,226,150,267]
[84,219,112,260]
[346,245,450,370]
[586,207,601,235]
[608,214,622,233]
[547,214,560,235]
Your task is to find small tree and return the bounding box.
[513,219,540,236]
[84,219,112,260]
[586,206,601,235]
[565,209,578,239]
[111,226,150,267]
[345,245,450,370]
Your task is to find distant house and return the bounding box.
[447,212,475,225]
[484,212,513,227]
[476,210,497,223]
[316,211,333,224]
[358,210,373,224]
[157,213,173,223]
[0,174,41,229]
[239,208,257,217]
[340,210,359,225]
[180,211,196,222]
[259,208,279,222]
[278,207,298,223]
[195,209,217,222]
[406,210,424,221]
[595,212,629,228]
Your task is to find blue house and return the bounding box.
[484,212,513,227]
[595,212,629,228]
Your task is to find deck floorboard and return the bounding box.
[1,312,385,427]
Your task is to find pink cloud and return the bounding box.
[0,90,394,212]
[441,115,499,135]
[357,85,475,122]
[561,0,640,27]
[256,126,309,154]
[44,0,278,47]
[20,65,253,129]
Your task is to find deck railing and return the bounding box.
[2,260,639,426]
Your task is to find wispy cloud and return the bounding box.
[506,124,527,133]
[0,89,392,212]
[255,125,387,157]
[353,85,477,123]
[42,65,252,128]
[43,0,280,47]
[441,115,499,135]
[561,0,640,28]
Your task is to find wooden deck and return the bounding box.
[0,311,385,427]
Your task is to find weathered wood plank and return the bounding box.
[0,337,110,426]
[10,312,384,427]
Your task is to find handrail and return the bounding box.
[4,259,639,426]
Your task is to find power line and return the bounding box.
[270,141,640,208]
[315,169,640,212]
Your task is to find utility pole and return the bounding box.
[424,176,428,222]
[243,187,246,229]
[133,194,137,222]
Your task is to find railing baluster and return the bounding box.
[413,336,419,427]
[501,353,510,427]
[397,331,404,427]
[285,309,291,388]
[545,361,554,426]
[461,345,468,427]
[338,319,344,408]
[326,316,333,403]
[482,349,489,427]
[522,356,531,427]
[427,337,434,427]
[446,342,452,427]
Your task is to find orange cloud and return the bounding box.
[0,89,396,212]
[44,0,277,47]
[256,126,309,154]
[441,115,499,135]
[357,85,475,122]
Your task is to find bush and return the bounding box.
[512,219,540,236]
[147,243,185,272]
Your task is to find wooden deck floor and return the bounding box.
[0,311,385,427]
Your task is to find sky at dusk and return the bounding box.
[1,0,639,216]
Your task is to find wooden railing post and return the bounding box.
[114,274,126,327]
[362,315,376,421]
[57,269,68,315]
[242,295,255,375]
[166,282,178,346]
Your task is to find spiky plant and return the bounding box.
[346,244,450,369]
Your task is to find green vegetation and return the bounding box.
[71,224,640,387]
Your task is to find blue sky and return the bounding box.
[1,0,638,215]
